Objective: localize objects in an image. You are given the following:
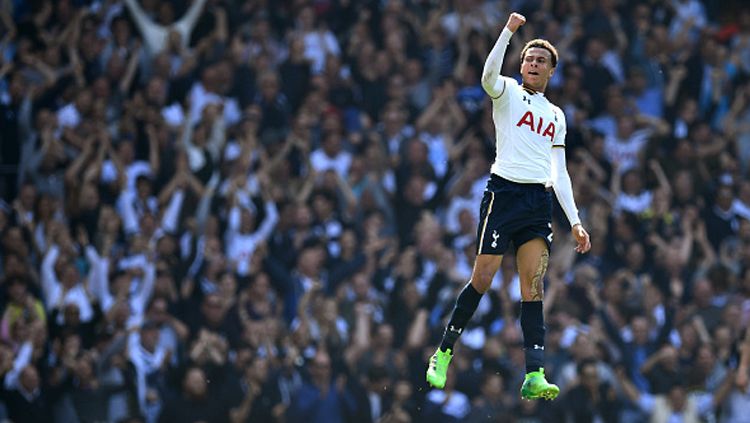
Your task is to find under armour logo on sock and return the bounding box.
[491,230,499,248]
[533,344,545,350]
[449,325,463,334]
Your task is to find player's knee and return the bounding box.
[519,274,545,298]
[470,270,495,293]
[470,278,491,294]
[520,287,544,301]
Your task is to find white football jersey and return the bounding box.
[489,76,566,185]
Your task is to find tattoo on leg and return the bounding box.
[529,249,549,301]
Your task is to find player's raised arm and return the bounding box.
[481,12,526,98]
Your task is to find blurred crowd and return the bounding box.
[0,0,749,422]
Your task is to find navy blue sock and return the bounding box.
[440,283,483,352]
[520,301,545,374]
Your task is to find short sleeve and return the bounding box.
[490,76,516,100]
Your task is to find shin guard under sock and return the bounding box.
[520,300,545,373]
[440,283,483,352]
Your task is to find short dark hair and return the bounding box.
[521,39,559,67]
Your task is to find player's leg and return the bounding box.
[441,188,509,353]
[426,254,502,389]
[516,237,559,400]
[441,253,503,352]
[427,188,508,389]
[517,237,549,369]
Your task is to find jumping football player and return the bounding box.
[426,12,591,401]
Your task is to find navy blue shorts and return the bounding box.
[476,174,553,255]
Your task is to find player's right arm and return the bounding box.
[481,12,526,98]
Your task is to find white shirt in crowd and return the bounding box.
[302,30,341,75]
[101,160,153,191]
[41,245,94,323]
[419,132,450,179]
[616,190,654,215]
[604,129,652,174]
[188,82,242,126]
[310,148,352,179]
[116,189,159,235]
[89,250,156,330]
[225,202,279,276]
[732,198,750,221]
[57,103,81,129]
[123,0,208,56]
[426,389,470,420]
[637,391,714,423]
[127,331,168,412]
[3,342,32,391]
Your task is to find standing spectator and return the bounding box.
[466,371,510,422]
[641,345,683,395]
[124,0,207,57]
[4,364,52,423]
[704,184,740,250]
[310,132,352,179]
[580,37,616,115]
[158,366,227,423]
[295,6,341,76]
[423,364,471,422]
[619,366,734,422]
[254,71,291,139]
[41,239,95,324]
[604,115,669,174]
[228,355,283,423]
[224,175,278,277]
[286,349,354,423]
[557,358,623,423]
[280,37,312,113]
[596,292,676,393]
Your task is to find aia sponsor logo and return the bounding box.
[516,110,556,142]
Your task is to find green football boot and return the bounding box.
[426,348,453,389]
[520,368,560,400]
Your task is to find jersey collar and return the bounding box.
[521,84,543,96]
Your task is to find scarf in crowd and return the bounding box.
[128,333,166,412]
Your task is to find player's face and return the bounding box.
[520,47,555,91]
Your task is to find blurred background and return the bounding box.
[0,0,749,422]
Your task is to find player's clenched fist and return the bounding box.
[505,12,526,33]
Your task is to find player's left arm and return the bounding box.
[550,115,591,253]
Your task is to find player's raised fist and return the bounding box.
[506,13,526,33]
